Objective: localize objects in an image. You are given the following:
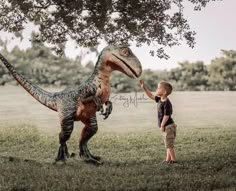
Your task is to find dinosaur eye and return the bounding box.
[121,48,129,56]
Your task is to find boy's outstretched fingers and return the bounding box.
[139,79,144,87]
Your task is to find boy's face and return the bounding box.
[156,83,167,97]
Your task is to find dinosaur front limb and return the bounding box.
[100,101,113,119]
[81,96,102,111]
[79,115,101,164]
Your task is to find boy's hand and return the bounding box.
[139,79,155,100]
[161,126,165,132]
[139,80,144,88]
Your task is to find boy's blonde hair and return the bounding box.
[159,81,173,95]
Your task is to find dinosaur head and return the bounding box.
[100,46,142,78]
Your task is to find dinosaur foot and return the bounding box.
[55,144,70,163]
[79,145,101,165]
[70,153,101,161]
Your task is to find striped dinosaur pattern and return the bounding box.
[0,46,142,164]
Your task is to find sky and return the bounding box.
[0,0,235,70]
[129,0,236,70]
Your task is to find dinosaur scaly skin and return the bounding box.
[0,46,142,164]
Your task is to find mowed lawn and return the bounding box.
[0,86,236,191]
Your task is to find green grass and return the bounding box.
[0,124,235,191]
[0,87,236,190]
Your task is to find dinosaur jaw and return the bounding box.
[111,54,140,78]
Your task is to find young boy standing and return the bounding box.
[140,80,177,163]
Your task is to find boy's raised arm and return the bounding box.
[139,80,155,100]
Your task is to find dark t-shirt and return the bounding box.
[155,96,174,128]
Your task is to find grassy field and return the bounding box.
[0,86,236,191]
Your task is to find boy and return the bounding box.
[140,80,177,164]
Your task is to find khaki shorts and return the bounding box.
[162,123,177,148]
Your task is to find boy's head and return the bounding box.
[156,81,173,97]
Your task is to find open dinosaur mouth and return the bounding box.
[112,54,138,78]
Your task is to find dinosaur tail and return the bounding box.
[0,53,57,111]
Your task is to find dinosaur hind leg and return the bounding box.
[80,115,100,164]
[55,116,74,162]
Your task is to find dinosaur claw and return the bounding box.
[102,101,113,120]
[99,106,104,114]
[55,144,70,162]
[79,144,102,165]
[103,111,110,119]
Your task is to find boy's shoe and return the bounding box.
[169,160,178,164]
[159,160,178,165]
[160,160,171,165]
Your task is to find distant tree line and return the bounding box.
[0,39,236,92]
[139,50,236,91]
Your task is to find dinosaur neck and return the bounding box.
[91,59,112,89]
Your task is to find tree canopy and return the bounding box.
[0,0,219,58]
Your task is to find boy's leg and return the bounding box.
[163,126,171,162]
[166,149,171,161]
[162,130,170,162]
[165,124,177,161]
[168,148,176,161]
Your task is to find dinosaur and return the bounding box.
[0,46,142,164]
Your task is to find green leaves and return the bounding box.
[208,50,236,90]
[0,0,218,58]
